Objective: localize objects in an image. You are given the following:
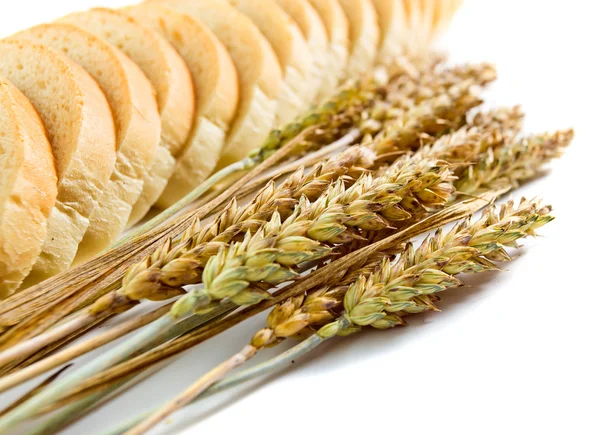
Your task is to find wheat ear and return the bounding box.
[0,71,380,336]
[0,63,502,430]
[0,61,490,348]
[0,107,518,403]
[29,122,572,427]
[0,151,457,432]
[0,63,490,375]
[128,198,553,434]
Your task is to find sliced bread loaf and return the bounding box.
[154,0,283,172]
[339,0,380,78]
[223,0,314,126]
[0,75,57,297]
[307,0,350,100]
[403,0,428,52]
[0,40,116,285]
[275,0,329,106]
[372,0,406,64]
[11,23,161,263]
[58,8,195,225]
[125,3,240,208]
[430,0,462,43]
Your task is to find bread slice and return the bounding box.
[339,0,380,78]
[57,9,195,225]
[153,0,283,172]
[222,0,314,126]
[430,0,462,42]
[0,76,57,297]
[0,40,116,285]
[275,0,328,107]
[372,0,406,65]
[402,0,428,53]
[306,0,350,100]
[124,3,239,209]
[11,24,161,263]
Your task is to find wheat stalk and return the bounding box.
[0,63,491,377]
[0,107,529,426]
[8,119,572,433]
[0,64,505,431]
[50,122,572,415]
[0,151,458,431]
[128,197,554,434]
[0,108,519,401]
[0,60,487,334]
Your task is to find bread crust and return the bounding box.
[0,40,116,285]
[126,2,242,208]
[307,0,350,100]
[12,23,161,262]
[0,76,58,297]
[371,0,406,64]
[276,0,329,106]
[226,0,314,126]
[58,8,195,225]
[154,0,283,176]
[339,0,380,78]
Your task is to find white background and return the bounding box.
[1,0,599,434]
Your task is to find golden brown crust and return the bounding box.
[0,40,116,286]
[226,0,314,125]
[12,23,161,262]
[57,8,195,225]
[371,0,406,64]
[276,0,329,106]
[153,0,282,179]
[307,0,350,99]
[126,2,242,208]
[339,0,380,78]
[0,76,58,297]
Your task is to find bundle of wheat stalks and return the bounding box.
[0,3,574,435]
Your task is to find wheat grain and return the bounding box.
[0,63,502,430]
[130,197,553,433]
[89,68,486,317]
[169,157,455,319]
[21,121,570,418]
[457,129,574,194]
[318,197,554,336]
[0,61,495,392]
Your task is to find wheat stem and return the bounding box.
[101,335,326,435]
[0,63,487,377]
[1,121,572,432]
[0,315,92,369]
[64,122,571,420]
[40,192,501,424]
[130,198,553,433]
[0,75,378,333]
[0,305,172,393]
[114,158,253,249]
[126,345,256,435]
